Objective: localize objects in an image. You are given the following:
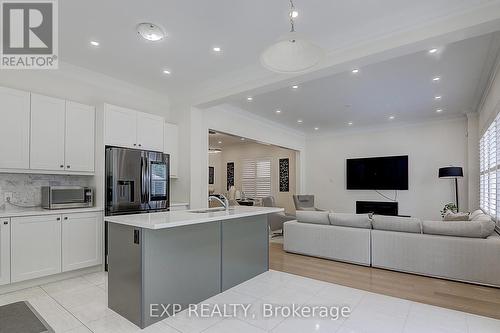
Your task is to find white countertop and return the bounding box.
[0,206,104,218]
[105,206,284,230]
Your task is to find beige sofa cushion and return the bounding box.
[423,220,496,238]
[328,213,372,229]
[296,211,330,225]
[469,209,483,220]
[372,215,422,233]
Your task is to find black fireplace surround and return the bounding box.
[356,201,398,216]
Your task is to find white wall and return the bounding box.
[188,104,306,209]
[0,62,170,117]
[306,118,468,220]
[479,56,500,133]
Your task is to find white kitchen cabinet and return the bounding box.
[0,218,10,286]
[62,212,102,272]
[30,94,66,171]
[164,122,179,178]
[104,104,165,151]
[11,215,62,283]
[104,104,138,148]
[65,101,95,172]
[0,87,30,169]
[137,111,164,151]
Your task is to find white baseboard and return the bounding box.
[0,265,103,295]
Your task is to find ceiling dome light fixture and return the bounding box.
[261,0,325,74]
[137,23,166,42]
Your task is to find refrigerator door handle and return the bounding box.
[145,155,151,205]
[140,154,147,204]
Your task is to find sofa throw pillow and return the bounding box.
[296,211,330,225]
[443,211,470,222]
[471,213,493,222]
[423,220,496,238]
[328,213,372,229]
[372,215,422,233]
[469,209,484,221]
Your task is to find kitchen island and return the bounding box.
[104,206,283,328]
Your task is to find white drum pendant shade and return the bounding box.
[260,32,325,74]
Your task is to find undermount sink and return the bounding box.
[189,207,234,214]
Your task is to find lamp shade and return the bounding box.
[438,167,463,178]
[260,32,325,74]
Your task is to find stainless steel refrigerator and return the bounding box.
[105,146,170,216]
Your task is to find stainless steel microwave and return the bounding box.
[41,186,94,209]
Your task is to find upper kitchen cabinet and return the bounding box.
[0,87,30,170]
[30,94,95,173]
[30,94,66,171]
[65,102,95,172]
[104,104,164,152]
[164,122,179,178]
[104,104,137,148]
[137,112,164,152]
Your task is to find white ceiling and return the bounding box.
[223,33,500,133]
[59,0,498,101]
[209,131,260,150]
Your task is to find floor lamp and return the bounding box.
[439,167,464,211]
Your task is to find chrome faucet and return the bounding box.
[208,195,229,210]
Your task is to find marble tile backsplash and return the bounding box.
[0,174,92,208]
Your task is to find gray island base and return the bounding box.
[105,207,282,328]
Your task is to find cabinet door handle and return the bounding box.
[64,217,68,220]
[138,144,142,147]
[60,165,64,168]
[3,221,8,225]
[133,143,137,146]
[67,165,70,169]
[56,217,61,221]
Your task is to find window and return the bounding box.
[241,159,272,199]
[480,112,500,220]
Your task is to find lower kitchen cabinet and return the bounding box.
[11,215,62,283]
[0,218,10,286]
[62,212,103,271]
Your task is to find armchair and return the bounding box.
[261,196,296,237]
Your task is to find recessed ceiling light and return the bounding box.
[435,96,442,100]
[389,116,395,120]
[90,40,99,47]
[433,77,441,82]
[275,109,281,114]
[429,48,438,54]
[314,127,319,131]
[297,119,303,123]
[137,23,165,42]
[290,10,299,18]
[348,122,353,126]
[218,141,222,144]
[213,46,222,52]
[247,97,253,101]
[436,109,443,113]
[162,69,171,75]
[240,137,245,141]
[291,85,299,89]
[352,69,360,74]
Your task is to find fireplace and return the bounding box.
[356,201,398,216]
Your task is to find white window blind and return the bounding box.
[480,112,500,221]
[241,159,272,199]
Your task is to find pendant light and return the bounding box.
[260,0,325,74]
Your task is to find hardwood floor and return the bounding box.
[269,242,500,319]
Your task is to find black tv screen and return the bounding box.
[346,155,408,190]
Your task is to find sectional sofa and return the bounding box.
[283,210,500,287]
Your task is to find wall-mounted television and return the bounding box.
[346,155,408,190]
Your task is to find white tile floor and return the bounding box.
[0,270,499,332]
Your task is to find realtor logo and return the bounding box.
[1,0,58,69]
